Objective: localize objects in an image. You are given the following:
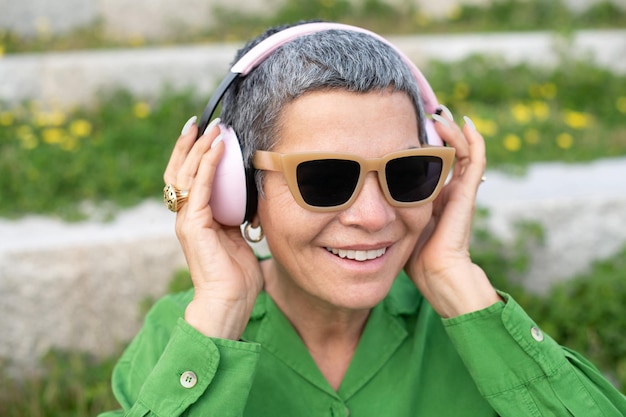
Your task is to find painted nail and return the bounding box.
[180,115,197,135]
[463,115,477,131]
[210,134,223,149]
[432,113,451,128]
[439,104,454,121]
[203,117,221,136]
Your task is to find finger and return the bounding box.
[461,116,487,189]
[185,135,225,215]
[432,107,469,157]
[164,116,199,184]
[176,120,221,189]
[432,110,470,178]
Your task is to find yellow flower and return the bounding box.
[540,83,556,99]
[133,102,151,119]
[21,135,38,149]
[503,134,522,152]
[524,128,540,145]
[69,119,93,137]
[556,133,573,149]
[511,103,532,124]
[42,127,65,144]
[16,125,32,137]
[16,125,37,149]
[0,44,4,58]
[34,109,66,127]
[0,111,14,126]
[472,117,498,136]
[453,82,470,101]
[531,101,550,120]
[616,97,626,114]
[563,110,591,129]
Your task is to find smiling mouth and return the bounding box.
[325,247,387,261]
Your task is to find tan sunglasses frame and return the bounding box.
[252,146,456,212]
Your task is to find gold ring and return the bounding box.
[163,184,189,212]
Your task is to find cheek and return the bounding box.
[257,174,292,218]
[257,178,316,244]
[400,204,433,245]
[404,203,432,227]
[258,174,298,214]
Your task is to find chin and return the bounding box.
[325,279,395,311]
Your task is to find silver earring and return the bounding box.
[243,222,264,243]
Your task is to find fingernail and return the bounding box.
[432,113,451,128]
[463,115,476,131]
[210,134,223,149]
[181,116,197,135]
[439,104,454,121]
[203,117,221,136]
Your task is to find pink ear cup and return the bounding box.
[209,124,248,226]
[424,118,443,146]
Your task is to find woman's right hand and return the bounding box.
[163,117,264,340]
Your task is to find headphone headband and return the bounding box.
[197,22,440,137]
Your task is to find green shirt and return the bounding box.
[100,273,626,416]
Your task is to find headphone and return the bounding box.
[197,22,443,226]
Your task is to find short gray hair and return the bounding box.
[220,25,427,192]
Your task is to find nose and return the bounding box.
[338,172,395,231]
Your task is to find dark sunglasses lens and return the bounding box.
[296,159,360,207]
[386,156,443,202]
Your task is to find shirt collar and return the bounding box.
[243,271,423,399]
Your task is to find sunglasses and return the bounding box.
[252,147,455,212]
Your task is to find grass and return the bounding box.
[0,350,119,417]
[0,88,202,220]
[429,54,626,171]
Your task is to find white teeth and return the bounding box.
[326,247,386,261]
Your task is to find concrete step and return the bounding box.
[1,30,625,108]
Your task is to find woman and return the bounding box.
[100,22,626,416]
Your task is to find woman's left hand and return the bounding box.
[405,110,501,318]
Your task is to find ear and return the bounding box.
[209,124,248,226]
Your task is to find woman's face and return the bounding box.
[257,89,432,311]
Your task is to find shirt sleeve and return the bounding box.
[442,292,626,417]
[98,294,261,417]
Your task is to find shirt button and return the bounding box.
[180,371,198,388]
[531,326,544,342]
